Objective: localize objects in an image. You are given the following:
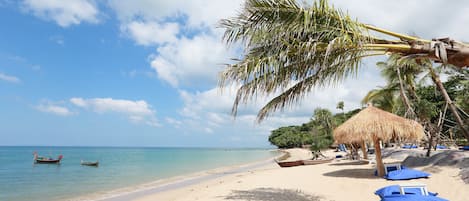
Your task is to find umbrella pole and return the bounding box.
[373,136,385,177]
[361,141,368,159]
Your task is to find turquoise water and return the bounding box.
[0,146,277,201]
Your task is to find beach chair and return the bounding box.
[384,162,402,175]
[338,144,347,152]
[375,162,430,180]
[375,184,449,201]
[399,183,428,196]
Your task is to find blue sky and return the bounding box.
[1,0,468,147]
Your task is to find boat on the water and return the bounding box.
[81,160,99,167]
[275,160,304,167]
[33,152,63,164]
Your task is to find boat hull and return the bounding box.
[35,159,61,164]
[276,160,304,167]
[302,158,333,165]
[81,161,99,166]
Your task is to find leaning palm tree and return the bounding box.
[377,55,423,111]
[218,0,469,130]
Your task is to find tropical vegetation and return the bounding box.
[218,0,469,127]
[268,105,360,149]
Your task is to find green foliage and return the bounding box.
[269,126,312,148]
[268,107,361,150]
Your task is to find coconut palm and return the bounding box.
[364,55,469,140]
[422,65,469,139]
[362,85,398,113]
[376,55,424,116]
[219,0,469,124]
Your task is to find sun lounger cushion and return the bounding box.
[402,145,418,149]
[375,185,448,201]
[385,169,430,180]
[435,145,447,149]
[375,185,437,198]
[379,195,449,201]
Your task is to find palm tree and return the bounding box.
[422,65,469,139]
[219,0,469,124]
[364,55,469,140]
[336,101,344,112]
[362,85,398,113]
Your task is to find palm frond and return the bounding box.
[218,0,468,123]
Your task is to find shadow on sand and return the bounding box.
[323,168,379,179]
[223,188,321,201]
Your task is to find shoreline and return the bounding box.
[67,148,468,201]
[66,151,283,201]
[121,148,467,201]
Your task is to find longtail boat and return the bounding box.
[33,152,63,164]
[81,160,99,167]
[275,159,304,167]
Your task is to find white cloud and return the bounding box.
[121,21,180,46]
[22,0,99,27]
[172,63,385,137]
[165,117,182,128]
[0,73,20,83]
[329,0,469,40]
[36,103,73,116]
[70,97,160,127]
[107,0,242,88]
[150,34,234,88]
[49,35,64,45]
[108,0,243,27]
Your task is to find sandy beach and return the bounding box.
[101,148,468,201]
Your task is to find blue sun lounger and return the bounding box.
[375,163,430,180]
[402,144,418,149]
[375,184,448,201]
[435,145,447,149]
[385,169,430,180]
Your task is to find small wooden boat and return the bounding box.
[33,152,63,164]
[302,158,334,165]
[275,160,304,167]
[81,160,99,167]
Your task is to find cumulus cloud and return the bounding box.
[36,103,73,116]
[329,0,469,40]
[174,63,385,136]
[22,0,99,27]
[165,117,182,128]
[108,0,243,27]
[150,34,233,88]
[121,21,180,46]
[0,73,20,83]
[107,0,242,88]
[70,97,160,127]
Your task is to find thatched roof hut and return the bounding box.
[334,106,424,144]
[333,105,424,177]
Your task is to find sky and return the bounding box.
[1,0,469,147]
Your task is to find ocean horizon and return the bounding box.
[0,146,278,201]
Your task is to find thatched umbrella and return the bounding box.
[333,105,424,177]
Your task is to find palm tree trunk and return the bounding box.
[428,67,469,140]
[426,127,434,157]
[396,67,415,117]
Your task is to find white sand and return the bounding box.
[109,148,468,201]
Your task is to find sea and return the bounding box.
[0,146,278,201]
